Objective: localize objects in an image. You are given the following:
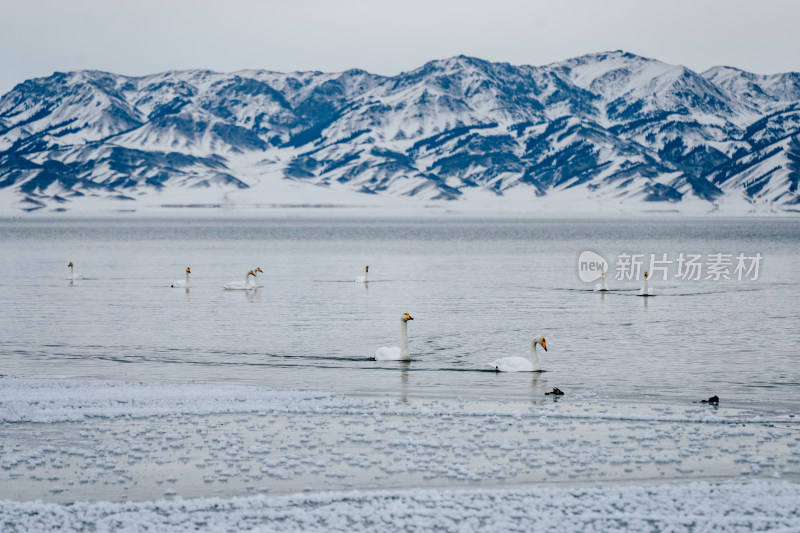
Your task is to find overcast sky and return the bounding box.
[2,0,799,95]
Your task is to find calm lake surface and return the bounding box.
[1,216,799,411]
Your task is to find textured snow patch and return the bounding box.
[0,378,363,423]
[1,481,798,532]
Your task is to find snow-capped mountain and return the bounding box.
[1,51,799,214]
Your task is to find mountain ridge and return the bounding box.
[1,50,799,214]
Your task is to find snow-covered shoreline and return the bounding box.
[3,187,799,219]
[1,378,798,519]
[2,480,799,532]
[1,201,798,220]
[1,169,798,219]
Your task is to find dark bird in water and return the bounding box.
[545,387,564,396]
[701,395,719,404]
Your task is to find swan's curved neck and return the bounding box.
[68,265,74,281]
[600,273,606,290]
[400,319,409,358]
[364,270,368,283]
[185,270,190,285]
[530,341,541,369]
[643,275,648,293]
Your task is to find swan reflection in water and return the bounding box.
[399,361,409,404]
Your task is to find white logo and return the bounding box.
[578,251,608,283]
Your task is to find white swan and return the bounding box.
[374,313,414,361]
[250,267,263,289]
[67,261,83,281]
[223,270,256,291]
[355,265,369,283]
[594,269,608,291]
[171,267,191,288]
[640,270,655,296]
[490,335,547,372]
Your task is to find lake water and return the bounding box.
[1,216,799,410]
[1,215,800,522]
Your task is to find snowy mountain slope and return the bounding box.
[1,51,799,213]
[707,133,800,206]
[703,66,800,111]
[555,51,743,123]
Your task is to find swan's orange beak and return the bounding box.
[255,267,263,273]
[186,267,191,273]
[404,313,414,321]
[68,262,73,267]
[541,339,547,351]
[365,266,369,272]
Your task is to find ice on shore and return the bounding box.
[1,378,798,530]
[2,481,800,532]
